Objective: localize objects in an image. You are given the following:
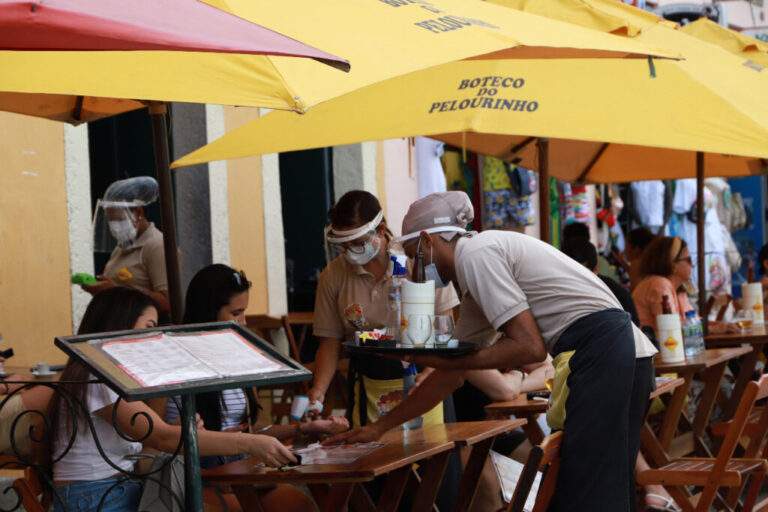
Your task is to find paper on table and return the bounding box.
[289,442,386,465]
[99,329,289,387]
[490,450,541,510]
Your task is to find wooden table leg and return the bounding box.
[449,437,494,512]
[521,414,545,445]
[376,466,413,512]
[320,483,355,512]
[640,421,670,468]
[411,451,451,512]
[232,485,266,512]
[350,483,376,512]
[693,363,727,436]
[722,345,761,420]
[659,373,692,450]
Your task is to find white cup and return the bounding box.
[35,362,50,374]
[742,283,764,325]
[656,314,685,363]
[290,395,323,420]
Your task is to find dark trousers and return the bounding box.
[548,309,654,512]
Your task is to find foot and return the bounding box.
[645,493,681,512]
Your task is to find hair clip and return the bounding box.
[233,272,242,286]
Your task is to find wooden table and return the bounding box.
[651,347,751,461]
[706,324,768,419]
[484,395,548,445]
[2,365,60,383]
[202,419,525,512]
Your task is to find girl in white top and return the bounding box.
[50,287,297,512]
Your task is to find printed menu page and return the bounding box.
[98,329,289,387]
[490,450,541,510]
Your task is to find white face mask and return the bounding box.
[418,239,448,288]
[109,219,138,248]
[343,237,380,266]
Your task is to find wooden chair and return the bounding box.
[637,374,768,512]
[704,293,732,321]
[281,312,349,417]
[504,431,563,512]
[12,467,47,512]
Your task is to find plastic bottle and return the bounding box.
[683,310,705,357]
[388,256,407,339]
[402,363,423,430]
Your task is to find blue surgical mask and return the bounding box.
[418,240,447,288]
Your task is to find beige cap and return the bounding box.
[397,191,474,244]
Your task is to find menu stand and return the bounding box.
[55,321,312,512]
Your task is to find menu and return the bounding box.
[290,442,386,465]
[96,329,289,387]
[490,450,541,510]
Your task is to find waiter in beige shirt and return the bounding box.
[82,176,171,315]
[328,191,657,512]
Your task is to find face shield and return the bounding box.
[92,200,140,252]
[325,210,384,265]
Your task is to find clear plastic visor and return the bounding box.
[92,200,137,253]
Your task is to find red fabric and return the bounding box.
[0,0,347,68]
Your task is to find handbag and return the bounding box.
[132,453,185,512]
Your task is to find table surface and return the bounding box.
[2,365,60,382]
[653,346,752,373]
[705,324,768,346]
[203,420,525,485]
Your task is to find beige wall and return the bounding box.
[382,138,419,238]
[222,106,269,315]
[0,113,72,365]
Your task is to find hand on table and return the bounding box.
[302,416,349,435]
[246,434,297,468]
[82,275,119,296]
[504,370,524,398]
[710,321,740,334]
[322,424,382,446]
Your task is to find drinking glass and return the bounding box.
[433,315,455,346]
[735,308,753,333]
[406,314,432,347]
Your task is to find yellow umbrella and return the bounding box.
[681,17,768,69]
[0,0,674,117]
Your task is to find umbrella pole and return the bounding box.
[697,152,707,333]
[148,102,184,325]
[537,138,550,243]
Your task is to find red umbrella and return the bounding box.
[0,0,348,70]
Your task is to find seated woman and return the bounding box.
[49,287,297,512]
[155,264,348,512]
[633,236,737,335]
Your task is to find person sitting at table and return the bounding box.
[632,236,736,335]
[328,191,658,512]
[48,287,299,512]
[563,239,681,512]
[155,264,348,512]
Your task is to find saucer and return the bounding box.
[31,369,56,377]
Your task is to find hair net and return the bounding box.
[101,176,159,208]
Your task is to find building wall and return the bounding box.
[382,138,420,238]
[0,113,73,365]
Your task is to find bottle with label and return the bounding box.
[387,256,407,340]
[662,294,673,315]
[683,310,705,357]
[401,362,423,430]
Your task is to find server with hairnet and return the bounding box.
[84,176,173,315]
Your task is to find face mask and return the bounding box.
[343,237,380,265]
[109,219,138,248]
[419,240,448,288]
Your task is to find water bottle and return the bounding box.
[388,256,407,339]
[683,310,705,357]
[402,363,423,430]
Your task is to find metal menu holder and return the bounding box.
[55,320,311,512]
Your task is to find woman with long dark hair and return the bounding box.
[157,264,347,512]
[50,287,296,512]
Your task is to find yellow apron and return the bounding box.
[353,376,444,429]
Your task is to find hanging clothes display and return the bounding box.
[670,179,728,295]
[481,156,536,230]
[705,178,742,292]
[416,137,447,199]
[627,181,673,234]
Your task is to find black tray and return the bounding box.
[342,340,476,356]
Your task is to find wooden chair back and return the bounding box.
[505,431,563,512]
[281,312,314,363]
[12,467,47,512]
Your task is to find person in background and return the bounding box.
[612,227,655,292]
[82,177,172,316]
[632,236,737,335]
[329,191,658,512]
[49,288,297,512]
[154,264,348,512]
[563,239,680,512]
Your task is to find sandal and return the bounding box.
[645,493,682,512]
